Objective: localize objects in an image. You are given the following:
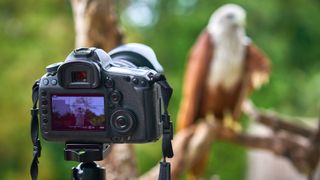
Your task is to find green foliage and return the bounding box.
[0,0,319,179]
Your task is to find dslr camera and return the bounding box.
[38,43,166,143]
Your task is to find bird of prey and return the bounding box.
[176,4,271,178]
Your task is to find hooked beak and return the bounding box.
[234,15,246,28]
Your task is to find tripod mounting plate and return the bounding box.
[64,143,111,162]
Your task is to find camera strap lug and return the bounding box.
[30,80,42,180]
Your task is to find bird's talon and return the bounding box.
[222,114,242,133]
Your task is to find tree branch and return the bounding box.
[229,132,310,174]
[242,100,315,137]
[142,108,318,179]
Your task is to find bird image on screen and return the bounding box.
[176,4,271,178]
[51,95,105,131]
[72,97,87,127]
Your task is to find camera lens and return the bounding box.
[111,109,135,134]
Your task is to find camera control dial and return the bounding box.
[110,109,136,134]
[73,47,94,57]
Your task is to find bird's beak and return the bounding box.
[231,19,245,30]
[234,16,246,28]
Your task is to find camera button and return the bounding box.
[110,91,121,103]
[42,100,48,105]
[110,109,135,134]
[147,73,154,80]
[140,80,146,86]
[42,109,48,114]
[41,91,47,96]
[43,118,48,123]
[132,78,139,84]
[43,79,49,85]
[105,77,114,87]
[51,79,57,85]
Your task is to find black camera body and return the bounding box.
[39,44,165,143]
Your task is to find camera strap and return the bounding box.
[30,80,41,180]
[154,75,174,180]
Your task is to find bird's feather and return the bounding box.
[177,36,271,130]
[246,43,271,90]
[231,41,271,120]
[177,30,213,131]
[176,4,271,179]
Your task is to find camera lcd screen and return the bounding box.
[51,95,105,131]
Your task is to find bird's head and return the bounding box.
[207,4,246,37]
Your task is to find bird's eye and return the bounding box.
[226,13,234,20]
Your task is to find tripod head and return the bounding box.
[65,143,110,162]
[64,143,111,180]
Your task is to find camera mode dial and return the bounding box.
[73,47,94,57]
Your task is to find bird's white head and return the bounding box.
[207,4,246,39]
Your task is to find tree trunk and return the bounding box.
[71,0,123,51]
[70,0,138,179]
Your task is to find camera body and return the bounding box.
[39,44,165,143]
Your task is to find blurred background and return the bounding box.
[0,0,319,179]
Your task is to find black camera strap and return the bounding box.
[30,80,41,180]
[154,74,174,180]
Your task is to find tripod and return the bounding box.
[64,143,111,180]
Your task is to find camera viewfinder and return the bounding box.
[72,71,88,82]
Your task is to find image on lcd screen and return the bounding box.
[51,95,105,131]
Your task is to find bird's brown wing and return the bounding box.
[233,42,271,120]
[246,42,271,91]
[177,30,213,131]
[232,41,271,120]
